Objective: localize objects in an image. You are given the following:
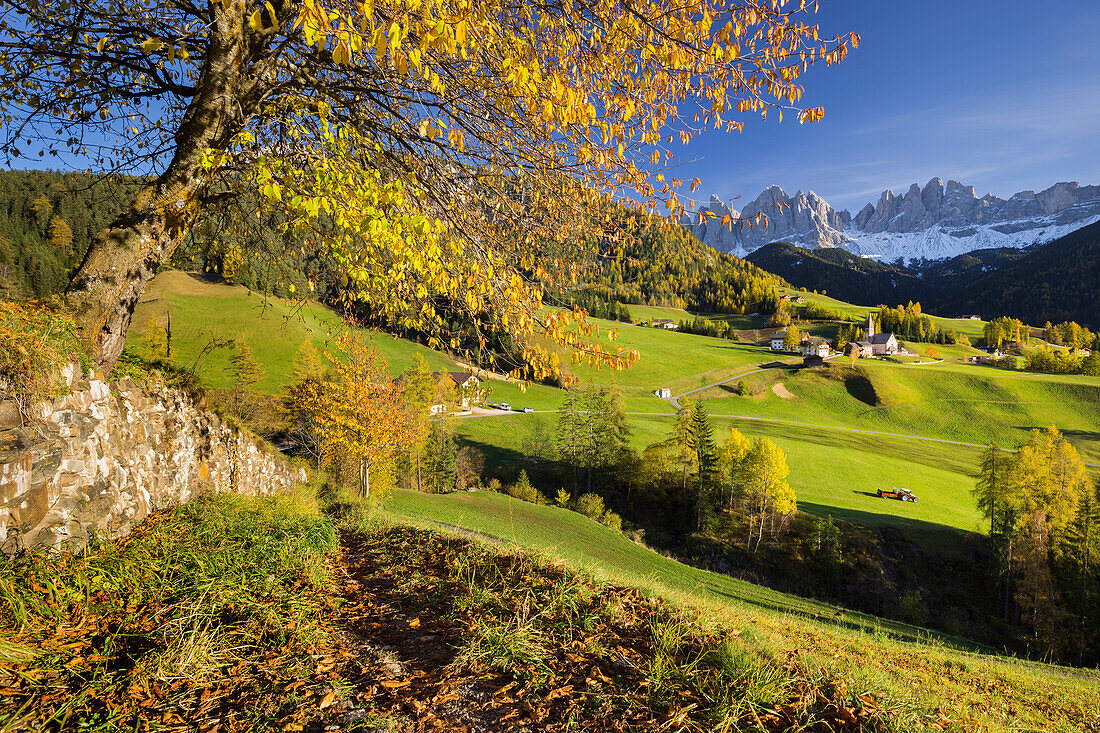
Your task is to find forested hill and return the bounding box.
[933,219,1100,327]
[577,210,788,315]
[744,241,923,306]
[0,170,143,298]
[2,170,785,318]
[747,227,1098,327]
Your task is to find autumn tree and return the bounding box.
[47,216,73,253]
[0,0,856,372]
[783,325,801,350]
[29,194,52,232]
[225,339,263,419]
[973,442,1012,537]
[423,418,457,493]
[672,401,697,501]
[307,333,415,498]
[742,437,795,553]
[715,427,751,514]
[1000,427,1091,649]
[555,388,586,491]
[283,340,328,469]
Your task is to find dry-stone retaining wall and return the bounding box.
[0,361,302,554]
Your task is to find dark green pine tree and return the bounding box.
[690,401,718,530]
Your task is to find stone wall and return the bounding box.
[0,362,302,554]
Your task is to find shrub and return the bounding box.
[575,493,605,520]
[599,511,622,531]
[0,299,80,422]
[506,470,545,504]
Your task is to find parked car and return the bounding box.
[878,486,918,502]
[522,407,535,413]
[498,403,512,411]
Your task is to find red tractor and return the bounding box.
[878,486,918,502]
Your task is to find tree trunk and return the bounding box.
[65,3,248,371]
[359,458,371,499]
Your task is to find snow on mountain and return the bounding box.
[683,179,1100,262]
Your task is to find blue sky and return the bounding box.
[673,0,1100,213]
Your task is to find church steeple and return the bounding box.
[866,312,875,339]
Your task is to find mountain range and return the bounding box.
[682,179,1100,262]
[745,219,1100,327]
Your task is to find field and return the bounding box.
[129,270,1100,550]
[128,270,457,393]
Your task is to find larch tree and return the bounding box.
[0,0,857,373]
[742,437,794,553]
[308,332,415,498]
[1003,426,1091,647]
[783,325,801,350]
[672,400,697,501]
[46,216,74,252]
[973,441,1011,537]
[716,426,751,514]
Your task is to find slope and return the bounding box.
[378,488,1100,732]
[935,218,1100,326]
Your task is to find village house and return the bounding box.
[426,371,486,414]
[652,318,678,330]
[799,337,830,358]
[779,294,806,304]
[770,336,786,351]
[654,387,672,399]
[851,341,873,358]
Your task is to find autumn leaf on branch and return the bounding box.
[0,0,858,375]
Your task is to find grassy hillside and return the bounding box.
[129,270,457,394]
[378,488,1100,732]
[6,488,1097,732]
[384,489,963,631]
[129,270,1099,551]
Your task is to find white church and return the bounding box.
[852,313,898,357]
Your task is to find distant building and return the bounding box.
[803,354,826,368]
[652,318,678,330]
[865,313,898,356]
[852,341,874,358]
[654,387,672,399]
[770,337,786,351]
[779,294,806,304]
[429,371,486,414]
[799,337,830,358]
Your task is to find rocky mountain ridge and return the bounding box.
[682,179,1100,262]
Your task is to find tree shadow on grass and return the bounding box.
[798,501,977,556]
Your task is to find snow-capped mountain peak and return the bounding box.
[683,180,1100,262]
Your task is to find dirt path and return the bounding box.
[772,382,796,399]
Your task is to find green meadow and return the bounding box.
[129,270,1099,549]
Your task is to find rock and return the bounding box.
[686,177,1100,261]
[0,360,299,555]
